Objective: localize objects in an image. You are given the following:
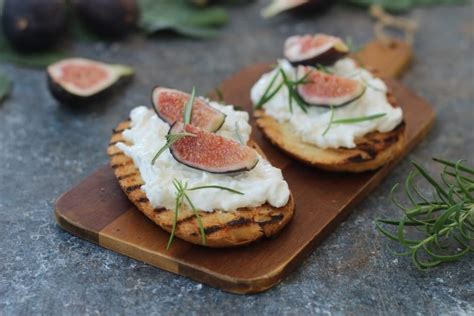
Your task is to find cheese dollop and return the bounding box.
[250,58,403,149]
[116,102,290,212]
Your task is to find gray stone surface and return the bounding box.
[1,1,473,315]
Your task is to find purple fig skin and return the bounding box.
[297,85,367,108]
[284,34,350,66]
[72,0,139,38]
[47,59,134,105]
[296,67,367,108]
[288,47,348,66]
[1,0,68,51]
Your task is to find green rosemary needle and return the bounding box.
[151,132,195,165]
[279,68,309,113]
[322,109,386,136]
[183,87,196,125]
[322,105,335,136]
[254,70,283,109]
[254,66,311,112]
[235,122,244,145]
[376,158,474,270]
[167,179,244,249]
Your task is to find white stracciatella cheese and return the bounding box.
[250,58,403,149]
[116,101,290,212]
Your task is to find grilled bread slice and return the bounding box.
[107,120,295,248]
[254,91,405,173]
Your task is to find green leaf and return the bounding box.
[0,72,12,102]
[138,0,229,38]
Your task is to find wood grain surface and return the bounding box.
[55,40,434,294]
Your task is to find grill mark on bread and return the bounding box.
[176,211,214,225]
[257,214,284,226]
[356,144,377,159]
[109,152,124,157]
[137,197,149,203]
[117,172,138,180]
[204,225,223,235]
[228,217,252,227]
[111,161,133,169]
[113,127,127,134]
[125,184,142,193]
[347,154,367,163]
[154,207,166,213]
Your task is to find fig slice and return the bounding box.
[152,87,226,132]
[296,66,366,108]
[284,34,349,66]
[169,122,259,174]
[47,58,134,104]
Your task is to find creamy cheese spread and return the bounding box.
[116,102,290,212]
[250,58,403,149]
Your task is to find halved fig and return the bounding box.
[284,34,349,66]
[72,0,139,38]
[169,122,259,174]
[261,0,332,18]
[152,87,226,132]
[296,66,366,108]
[47,58,134,104]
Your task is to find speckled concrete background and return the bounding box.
[1,1,473,315]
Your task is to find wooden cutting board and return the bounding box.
[55,40,434,294]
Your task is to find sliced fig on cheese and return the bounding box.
[47,58,134,104]
[296,66,366,108]
[284,34,349,66]
[152,87,226,132]
[169,122,258,174]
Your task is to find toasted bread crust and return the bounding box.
[107,120,295,248]
[254,91,406,173]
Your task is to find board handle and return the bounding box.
[352,39,412,79]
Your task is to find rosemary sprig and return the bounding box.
[279,68,309,113]
[322,109,386,136]
[254,67,311,112]
[151,132,195,164]
[376,159,474,270]
[183,87,196,125]
[254,70,283,109]
[235,122,244,144]
[167,178,244,249]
